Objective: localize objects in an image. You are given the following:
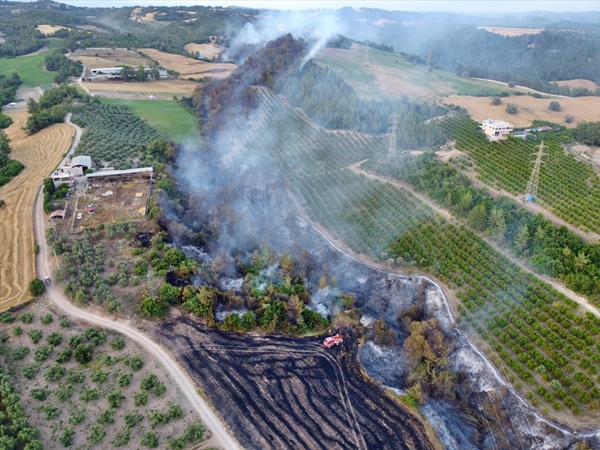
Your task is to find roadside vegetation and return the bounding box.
[0,303,209,449]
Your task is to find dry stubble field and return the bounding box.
[444,94,600,127]
[0,110,73,311]
[139,48,236,79]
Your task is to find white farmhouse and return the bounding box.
[481,119,513,141]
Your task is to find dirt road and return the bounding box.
[32,186,242,450]
[348,163,600,319]
[0,110,73,311]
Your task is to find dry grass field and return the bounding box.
[183,42,226,60]
[555,79,598,91]
[70,48,154,71]
[476,26,545,36]
[35,24,70,35]
[139,48,236,79]
[0,110,74,312]
[444,95,600,128]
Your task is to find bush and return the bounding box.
[87,425,106,444]
[34,345,53,362]
[12,345,30,360]
[134,391,148,406]
[124,411,144,428]
[20,312,35,323]
[491,97,501,105]
[66,368,85,384]
[548,101,562,112]
[84,327,106,346]
[28,329,43,344]
[81,387,100,402]
[110,335,126,350]
[117,373,133,387]
[565,114,575,124]
[74,343,94,364]
[12,325,23,336]
[140,373,166,396]
[68,334,82,348]
[42,404,61,420]
[55,348,72,363]
[141,431,160,448]
[124,355,144,371]
[505,103,518,114]
[98,409,115,424]
[21,363,41,379]
[107,388,126,407]
[29,279,45,296]
[44,363,66,382]
[55,383,74,401]
[69,407,86,425]
[40,314,53,324]
[58,428,75,447]
[31,388,50,401]
[46,331,62,346]
[90,370,108,383]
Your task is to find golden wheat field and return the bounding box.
[139,48,236,78]
[0,110,73,311]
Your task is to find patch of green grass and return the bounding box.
[100,98,200,144]
[0,39,62,88]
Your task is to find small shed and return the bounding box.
[50,209,66,220]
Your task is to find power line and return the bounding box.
[524,141,547,202]
[387,113,399,162]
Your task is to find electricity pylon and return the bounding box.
[524,140,547,202]
[387,113,399,162]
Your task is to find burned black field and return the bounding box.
[151,316,436,450]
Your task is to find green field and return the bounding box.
[315,46,524,101]
[100,98,200,144]
[0,39,61,88]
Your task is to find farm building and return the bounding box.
[481,119,513,141]
[89,67,168,80]
[50,209,66,220]
[86,167,153,182]
[51,155,93,187]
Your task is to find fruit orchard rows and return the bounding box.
[250,87,600,414]
[440,117,600,233]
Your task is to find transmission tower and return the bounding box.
[364,43,370,66]
[387,113,399,162]
[524,140,547,202]
[426,49,432,73]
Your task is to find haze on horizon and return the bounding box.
[14,0,600,13]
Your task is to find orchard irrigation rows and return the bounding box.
[247,86,600,417]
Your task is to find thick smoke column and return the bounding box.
[225,9,346,65]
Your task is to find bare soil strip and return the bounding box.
[150,316,437,450]
[0,110,73,311]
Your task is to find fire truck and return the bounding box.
[323,334,343,348]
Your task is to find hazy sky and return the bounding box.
[17,0,600,13]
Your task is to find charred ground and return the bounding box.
[148,315,436,450]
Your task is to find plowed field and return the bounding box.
[151,316,437,450]
[0,110,73,311]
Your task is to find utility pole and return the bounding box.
[387,113,399,162]
[426,49,432,73]
[364,43,370,66]
[524,140,547,202]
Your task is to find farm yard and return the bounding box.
[151,316,437,450]
[238,87,600,424]
[82,79,199,98]
[0,300,209,449]
[443,94,600,128]
[61,178,152,234]
[476,26,545,36]
[0,110,73,312]
[183,42,226,60]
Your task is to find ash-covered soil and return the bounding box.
[147,315,437,450]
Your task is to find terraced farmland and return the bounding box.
[241,87,600,421]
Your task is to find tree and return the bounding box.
[565,114,575,124]
[0,199,5,208]
[73,343,94,364]
[574,251,590,272]
[505,103,518,115]
[487,207,506,240]
[514,225,530,254]
[29,279,45,296]
[467,204,488,231]
[548,101,562,112]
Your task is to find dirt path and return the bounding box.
[0,110,74,311]
[32,185,242,449]
[348,162,600,319]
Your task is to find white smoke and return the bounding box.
[225,9,347,65]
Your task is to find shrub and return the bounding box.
[565,114,575,124]
[31,388,50,401]
[98,409,115,424]
[81,388,100,402]
[69,407,86,425]
[20,312,35,323]
[0,312,15,323]
[12,346,30,361]
[28,329,43,344]
[90,370,108,383]
[134,391,148,406]
[55,383,74,401]
[42,404,61,420]
[74,343,94,364]
[491,97,501,105]
[44,363,66,382]
[111,426,131,447]
[21,363,41,379]
[55,348,72,363]
[117,373,133,387]
[67,334,82,348]
[66,368,85,384]
[140,373,166,396]
[12,325,23,336]
[34,345,53,362]
[58,428,75,447]
[59,317,70,327]
[124,411,144,428]
[505,103,518,114]
[87,425,106,444]
[29,279,45,296]
[40,314,53,324]
[46,331,62,346]
[107,389,125,408]
[548,101,562,112]
[84,327,106,346]
[141,431,160,448]
[124,355,144,371]
[110,335,126,350]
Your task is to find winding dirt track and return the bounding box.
[0,109,73,311]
